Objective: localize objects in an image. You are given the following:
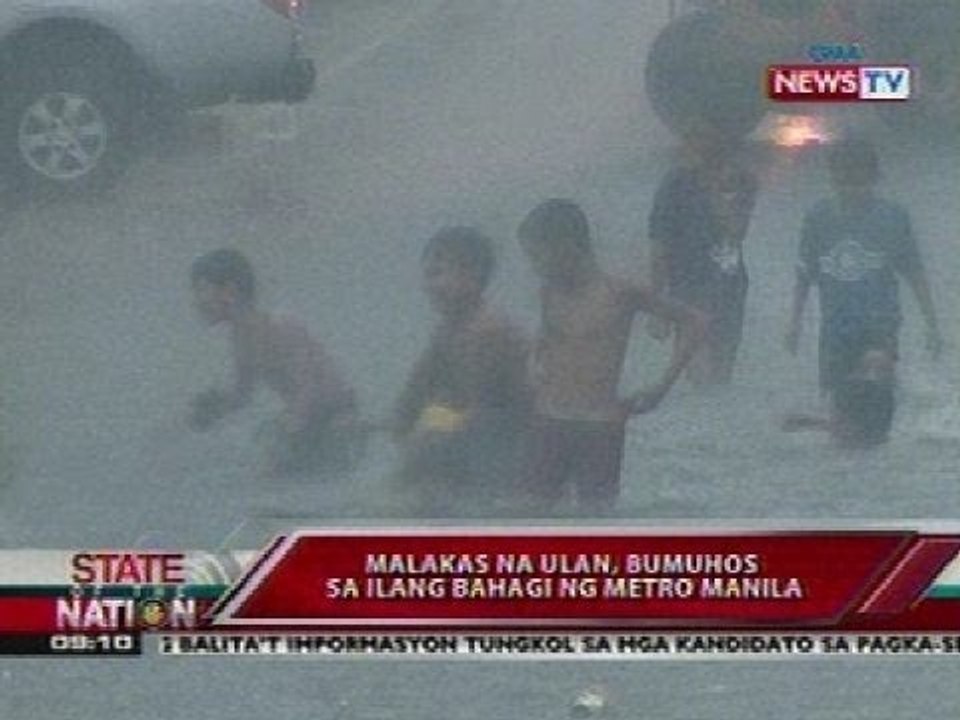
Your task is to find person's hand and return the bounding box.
[399,426,450,465]
[647,315,672,341]
[780,412,827,433]
[926,326,944,360]
[784,323,800,356]
[188,389,227,432]
[620,385,668,421]
[255,418,292,477]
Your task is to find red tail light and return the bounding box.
[261,0,305,20]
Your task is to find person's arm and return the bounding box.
[646,172,679,340]
[645,236,675,341]
[786,210,818,355]
[281,325,323,436]
[647,170,682,297]
[227,338,257,410]
[528,288,549,381]
[900,238,943,358]
[781,412,832,433]
[622,283,706,415]
[489,322,534,420]
[734,167,760,241]
[188,349,254,431]
[785,274,811,356]
[895,213,943,358]
[903,266,943,358]
[393,346,435,441]
[647,234,671,298]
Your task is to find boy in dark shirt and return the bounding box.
[648,138,758,385]
[784,137,942,445]
[393,227,531,515]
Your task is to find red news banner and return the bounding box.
[213,530,960,631]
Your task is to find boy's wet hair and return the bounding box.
[518,199,592,256]
[827,135,880,185]
[422,226,496,290]
[191,249,256,304]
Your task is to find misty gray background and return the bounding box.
[1,1,959,717]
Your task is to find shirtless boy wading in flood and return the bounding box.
[189,249,357,476]
[519,199,705,514]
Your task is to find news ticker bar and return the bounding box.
[6,632,960,658]
[155,632,960,658]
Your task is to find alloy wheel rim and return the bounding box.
[19,92,109,181]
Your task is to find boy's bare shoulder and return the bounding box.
[266,314,326,352]
[471,306,528,347]
[603,273,652,306]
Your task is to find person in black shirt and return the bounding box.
[648,137,758,386]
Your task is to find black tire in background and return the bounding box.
[0,45,138,196]
[644,9,770,142]
[865,0,960,136]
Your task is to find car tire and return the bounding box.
[873,35,959,137]
[866,1,960,137]
[1,52,137,196]
[644,9,769,141]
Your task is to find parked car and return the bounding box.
[0,0,315,192]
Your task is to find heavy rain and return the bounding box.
[0,0,958,717]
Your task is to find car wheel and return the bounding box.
[874,37,960,136]
[866,1,960,137]
[644,9,770,141]
[1,58,136,195]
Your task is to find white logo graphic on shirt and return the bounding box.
[819,238,886,282]
[710,244,742,274]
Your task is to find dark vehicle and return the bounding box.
[646,0,960,140]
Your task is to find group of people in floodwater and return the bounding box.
[187,133,943,516]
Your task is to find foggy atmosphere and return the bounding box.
[0,0,959,717]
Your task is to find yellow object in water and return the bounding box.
[418,404,466,433]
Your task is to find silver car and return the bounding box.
[0,0,315,192]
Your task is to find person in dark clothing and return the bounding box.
[648,138,758,385]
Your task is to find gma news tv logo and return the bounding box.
[767,65,910,102]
